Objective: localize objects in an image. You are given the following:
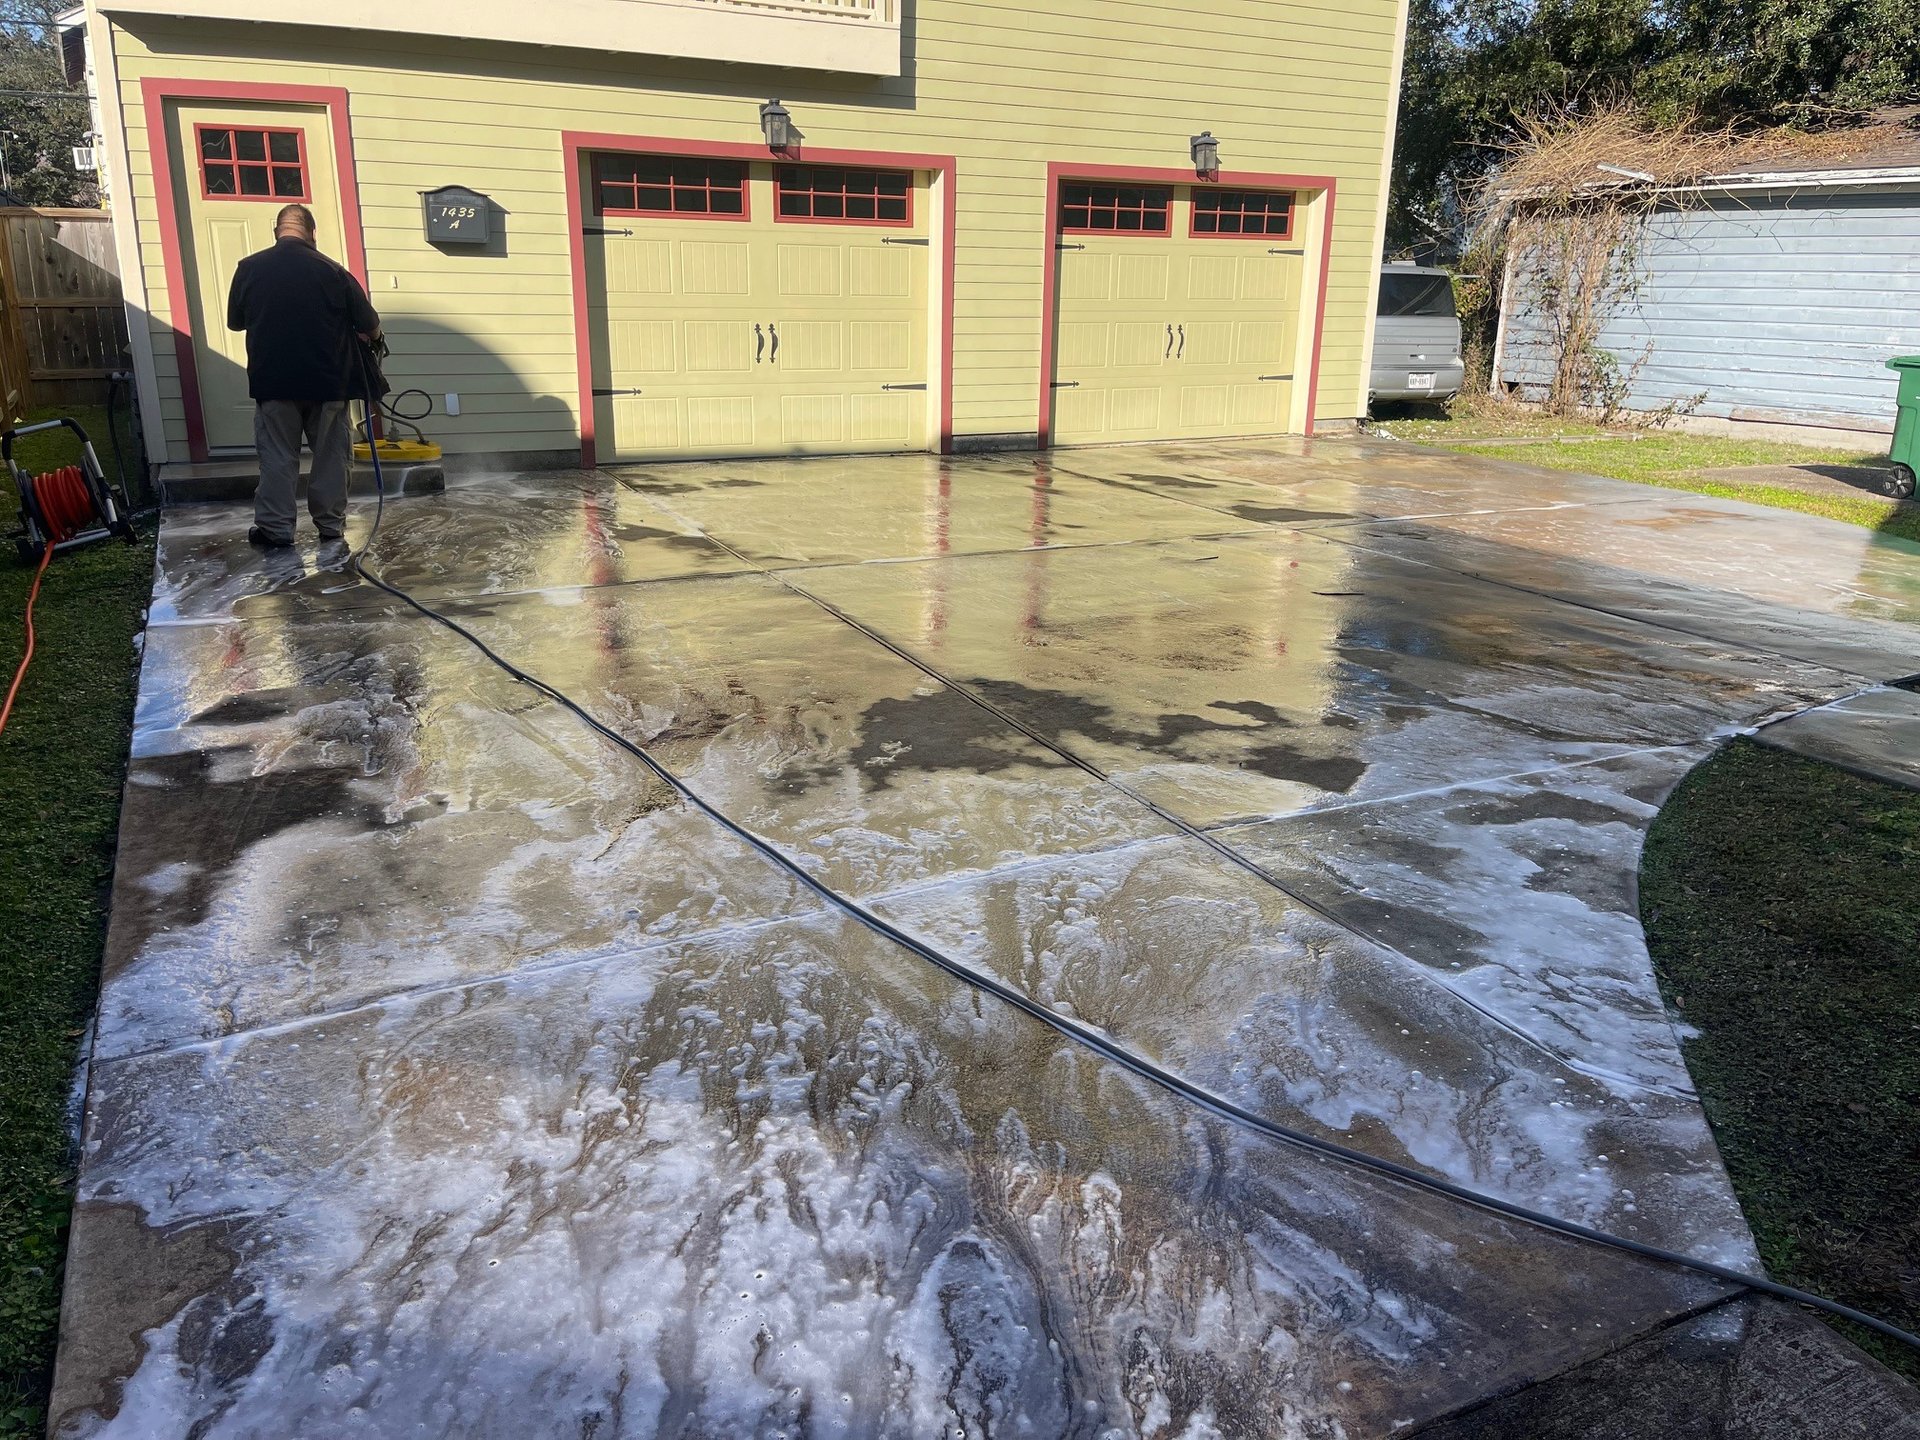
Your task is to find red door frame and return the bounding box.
[1037,161,1338,446]
[141,79,368,463]
[562,131,958,470]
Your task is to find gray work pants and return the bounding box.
[254,399,353,541]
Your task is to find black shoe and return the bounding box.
[315,528,345,542]
[248,526,294,548]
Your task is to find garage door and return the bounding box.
[1050,182,1305,446]
[584,154,932,462]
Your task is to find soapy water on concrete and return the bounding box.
[59,446,1920,1437]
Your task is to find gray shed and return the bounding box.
[1493,132,1920,437]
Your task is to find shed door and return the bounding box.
[1051,183,1303,445]
[161,101,346,452]
[584,155,931,462]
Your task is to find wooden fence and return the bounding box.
[0,207,128,422]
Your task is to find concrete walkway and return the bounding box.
[52,437,1920,1437]
[1703,460,1912,505]
[1754,682,1920,791]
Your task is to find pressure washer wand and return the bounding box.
[353,384,388,562]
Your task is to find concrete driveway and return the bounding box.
[54,437,1920,1437]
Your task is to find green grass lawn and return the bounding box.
[0,403,152,1438]
[1641,739,1920,1382]
[1370,401,1620,442]
[1373,404,1918,543]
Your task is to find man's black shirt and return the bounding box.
[225,236,380,403]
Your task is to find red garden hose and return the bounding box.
[0,465,100,737]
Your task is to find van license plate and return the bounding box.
[1408,372,1435,390]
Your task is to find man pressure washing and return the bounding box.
[226,202,381,548]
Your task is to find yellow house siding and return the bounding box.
[106,0,1403,460]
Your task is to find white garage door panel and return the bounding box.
[852,393,914,443]
[850,248,912,297]
[611,321,676,373]
[781,394,847,444]
[682,243,752,294]
[1231,383,1286,427]
[684,322,755,372]
[1179,385,1229,428]
[850,321,912,372]
[688,397,757,448]
[1116,254,1171,299]
[1057,322,1110,369]
[778,321,843,373]
[777,245,842,297]
[608,240,671,292]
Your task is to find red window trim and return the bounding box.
[1189,187,1297,241]
[773,163,915,228]
[194,123,311,203]
[1057,181,1173,237]
[592,151,751,222]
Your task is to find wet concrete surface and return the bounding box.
[1306,495,1920,679]
[54,435,1920,1437]
[1752,683,1920,791]
[1219,748,1712,1094]
[148,470,754,623]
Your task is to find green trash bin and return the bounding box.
[1888,355,1920,500]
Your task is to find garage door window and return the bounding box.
[776,165,912,225]
[1059,182,1172,235]
[197,125,308,201]
[1191,189,1294,238]
[595,155,749,219]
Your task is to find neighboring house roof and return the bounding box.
[1494,111,1920,205]
[1706,122,1920,187]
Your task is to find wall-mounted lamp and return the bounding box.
[1190,131,1220,180]
[760,99,795,154]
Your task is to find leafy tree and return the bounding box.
[0,1,91,208]
[1389,0,1920,252]
[1650,0,1920,120]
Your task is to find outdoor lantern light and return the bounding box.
[760,99,794,153]
[1190,131,1220,179]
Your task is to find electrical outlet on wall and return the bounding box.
[444,393,461,416]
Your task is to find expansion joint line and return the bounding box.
[690,530,1665,1096]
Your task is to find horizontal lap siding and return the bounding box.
[1500,192,1920,427]
[111,0,1400,458]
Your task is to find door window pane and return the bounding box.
[197,126,307,202]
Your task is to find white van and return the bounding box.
[1370,263,1464,407]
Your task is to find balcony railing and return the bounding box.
[103,0,904,76]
